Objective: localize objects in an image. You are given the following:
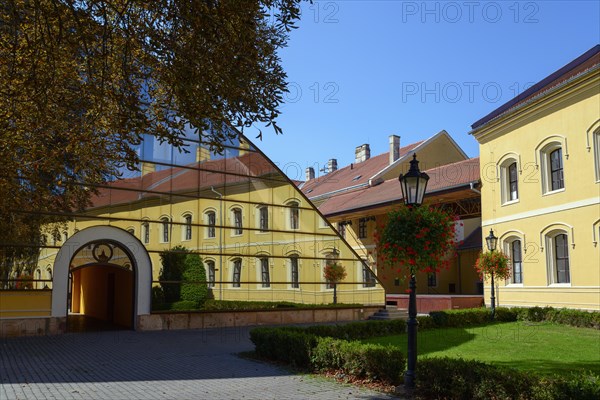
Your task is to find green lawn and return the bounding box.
[362,321,600,376]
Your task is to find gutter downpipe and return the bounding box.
[211,186,224,301]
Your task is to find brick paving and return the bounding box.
[1,327,397,399]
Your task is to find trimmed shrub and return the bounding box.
[250,327,316,369]
[169,300,198,311]
[159,246,188,303]
[312,337,405,384]
[415,357,600,400]
[515,306,600,329]
[180,254,209,307]
[305,319,406,340]
[151,286,166,310]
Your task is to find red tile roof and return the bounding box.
[89,152,277,209]
[301,141,423,199]
[317,158,480,216]
[472,45,600,130]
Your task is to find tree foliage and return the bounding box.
[0,0,303,277]
[159,245,188,303]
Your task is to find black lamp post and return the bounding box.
[398,154,429,390]
[485,229,498,320]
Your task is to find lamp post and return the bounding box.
[485,229,498,320]
[398,154,429,390]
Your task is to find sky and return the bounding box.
[253,0,600,181]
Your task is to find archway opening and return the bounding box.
[67,241,135,332]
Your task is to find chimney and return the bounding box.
[196,146,211,162]
[306,167,315,181]
[389,135,400,164]
[354,144,371,163]
[327,159,338,173]
[141,162,155,176]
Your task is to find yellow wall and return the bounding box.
[0,291,51,318]
[473,70,600,310]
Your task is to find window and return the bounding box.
[142,221,150,244]
[206,261,215,288]
[206,211,216,238]
[290,256,299,288]
[259,206,269,232]
[260,257,270,288]
[545,231,570,284]
[46,268,52,281]
[126,228,135,235]
[289,202,299,230]
[499,158,519,203]
[550,149,564,191]
[337,222,346,238]
[183,214,192,241]
[540,143,565,193]
[362,261,376,288]
[595,129,600,181]
[232,259,242,287]
[358,218,368,239]
[427,273,437,288]
[553,234,570,284]
[510,240,523,284]
[232,208,243,235]
[160,217,170,243]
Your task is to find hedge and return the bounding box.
[312,337,405,384]
[249,327,316,369]
[416,357,600,400]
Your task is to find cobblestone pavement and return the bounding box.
[1,327,397,399]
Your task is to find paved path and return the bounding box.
[1,327,396,399]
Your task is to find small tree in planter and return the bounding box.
[324,261,347,304]
[475,250,511,319]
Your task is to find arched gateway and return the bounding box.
[51,226,152,329]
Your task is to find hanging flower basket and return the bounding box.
[475,250,511,280]
[375,205,458,280]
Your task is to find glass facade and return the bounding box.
[2,131,383,309]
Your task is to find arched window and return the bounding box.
[183,214,193,241]
[362,259,376,288]
[232,208,243,235]
[594,129,600,181]
[290,256,299,289]
[205,211,216,238]
[259,206,269,232]
[509,239,523,284]
[540,142,565,193]
[288,201,299,230]
[546,231,570,284]
[126,228,135,235]
[141,221,150,244]
[232,259,242,287]
[160,217,171,243]
[206,260,216,288]
[260,257,270,288]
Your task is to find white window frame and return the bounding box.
[141,220,150,244]
[231,259,242,288]
[257,257,271,288]
[205,260,216,288]
[159,217,171,243]
[182,214,193,241]
[545,230,571,286]
[231,208,243,236]
[205,210,216,239]
[594,129,600,182]
[540,142,565,195]
[360,259,377,288]
[289,255,300,289]
[504,237,523,286]
[257,205,269,233]
[288,201,300,230]
[499,158,519,205]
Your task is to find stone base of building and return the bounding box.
[138,306,382,331]
[0,317,66,338]
[386,294,484,314]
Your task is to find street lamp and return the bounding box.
[485,228,498,319]
[398,154,429,390]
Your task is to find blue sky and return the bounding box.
[254,0,600,181]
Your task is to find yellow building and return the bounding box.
[1,133,384,332]
[301,131,484,312]
[471,45,600,311]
